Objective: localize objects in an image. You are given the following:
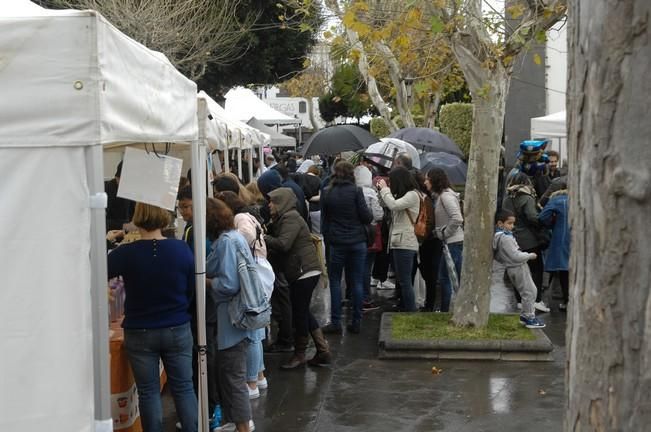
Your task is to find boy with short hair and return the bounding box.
[493,210,546,329]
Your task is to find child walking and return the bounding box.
[493,210,546,329]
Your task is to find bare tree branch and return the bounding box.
[51,0,257,80]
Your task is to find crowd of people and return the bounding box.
[103,146,569,432]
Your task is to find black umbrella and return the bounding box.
[302,125,378,157]
[419,152,468,185]
[389,127,464,158]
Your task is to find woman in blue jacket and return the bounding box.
[539,183,570,310]
[206,198,257,432]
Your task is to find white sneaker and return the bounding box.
[377,280,395,290]
[370,278,379,287]
[248,384,260,399]
[215,420,254,432]
[256,377,268,389]
[534,301,551,313]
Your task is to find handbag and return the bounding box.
[367,223,383,252]
[364,223,377,248]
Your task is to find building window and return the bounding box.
[299,101,307,113]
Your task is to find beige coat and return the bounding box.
[379,188,420,251]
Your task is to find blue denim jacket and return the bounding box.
[206,230,264,350]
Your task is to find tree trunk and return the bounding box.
[450,41,509,328]
[346,30,397,131]
[373,41,415,127]
[566,0,651,429]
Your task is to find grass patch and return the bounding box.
[391,313,536,341]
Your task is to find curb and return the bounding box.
[378,312,554,361]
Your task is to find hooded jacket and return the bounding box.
[354,166,384,222]
[493,230,535,269]
[502,184,543,251]
[265,188,321,283]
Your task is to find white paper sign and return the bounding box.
[118,147,182,211]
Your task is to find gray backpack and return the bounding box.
[226,233,271,330]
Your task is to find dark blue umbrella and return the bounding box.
[302,125,378,157]
[389,127,464,158]
[419,152,468,185]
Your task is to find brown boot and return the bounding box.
[307,328,332,366]
[281,336,308,369]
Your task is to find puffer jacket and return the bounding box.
[321,180,373,245]
[379,188,420,251]
[265,187,321,283]
[502,184,542,251]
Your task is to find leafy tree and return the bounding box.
[323,0,466,130]
[198,0,322,95]
[318,63,378,123]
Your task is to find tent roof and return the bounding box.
[225,87,300,125]
[198,91,270,150]
[0,0,198,148]
[531,110,566,138]
[247,117,296,148]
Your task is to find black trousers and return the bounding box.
[557,270,569,303]
[271,273,294,345]
[290,275,320,338]
[420,237,443,310]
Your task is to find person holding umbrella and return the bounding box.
[427,168,464,312]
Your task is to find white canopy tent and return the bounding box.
[225,87,302,126]
[247,117,296,148]
[531,110,567,165]
[0,2,206,432]
[199,91,270,180]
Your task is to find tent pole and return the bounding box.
[224,139,230,173]
[193,99,210,431]
[86,144,112,432]
[237,147,243,182]
[248,140,254,182]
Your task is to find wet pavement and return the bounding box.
[163,285,566,432]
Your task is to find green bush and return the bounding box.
[370,117,391,137]
[439,103,473,159]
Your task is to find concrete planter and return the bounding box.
[378,313,554,361]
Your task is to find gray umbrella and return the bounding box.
[389,127,464,158]
[302,125,378,157]
[419,152,468,185]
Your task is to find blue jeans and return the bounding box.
[392,249,418,312]
[439,242,463,312]
[124,322,197,432]
[328,242,367,325]
[246,340,264,382]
